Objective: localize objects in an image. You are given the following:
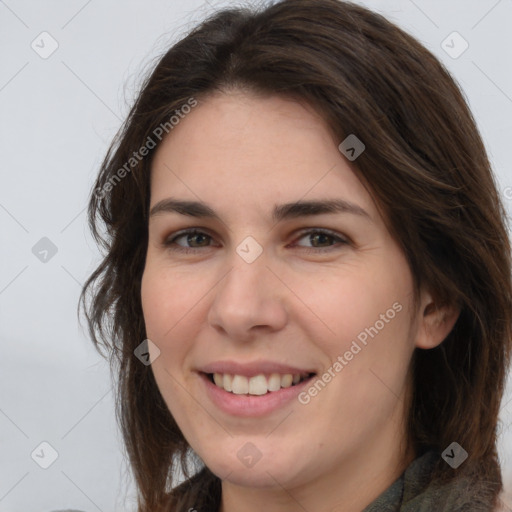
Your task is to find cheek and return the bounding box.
[296,267,409,343]
[141,267,197,416]
[299,268,414,398]
[141,264,201,338]
[141,264,214,395]
[141,268,166,339]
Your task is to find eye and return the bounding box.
[162,227,349,254]
[292,228,349,253]
[163,229,216,253]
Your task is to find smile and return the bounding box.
[208,372,314,395]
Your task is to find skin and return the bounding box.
[140,90,458,512]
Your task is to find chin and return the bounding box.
[213,464,291,488]
[202,448,304,489]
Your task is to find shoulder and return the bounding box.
[402,451,501,512]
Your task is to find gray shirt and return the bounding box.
[363,450,497,511]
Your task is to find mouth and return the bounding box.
[203,371,316,396]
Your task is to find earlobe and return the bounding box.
[415,292,460,350]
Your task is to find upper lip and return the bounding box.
[198,360,316,378]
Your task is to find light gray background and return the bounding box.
[1,0,511,510]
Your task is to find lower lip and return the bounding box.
[199,372,315,417]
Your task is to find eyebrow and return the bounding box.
[149,197,372,223]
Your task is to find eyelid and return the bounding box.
[292,227,350,244]
[162,226,350,253]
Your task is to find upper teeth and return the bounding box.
[213,373,305,395]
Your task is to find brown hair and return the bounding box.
[79,0,512,510]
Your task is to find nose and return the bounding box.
[207,254,288,342]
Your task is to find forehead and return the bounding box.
[149,91,377,221]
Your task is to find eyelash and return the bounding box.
[162,228,350,254]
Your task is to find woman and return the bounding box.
[80,0,512,510]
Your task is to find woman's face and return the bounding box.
[141,91,427,494]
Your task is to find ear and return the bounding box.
[415,289,460,350]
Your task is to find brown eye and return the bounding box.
[163,229,215,253]
[293,229,349,253]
